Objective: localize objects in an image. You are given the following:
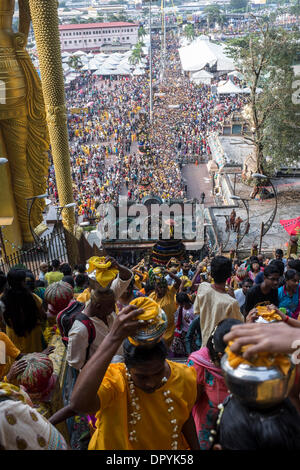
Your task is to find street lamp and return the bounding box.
[56,203,77,225]
[144,0,153,123]
[26,193,49,247]
[252,173,278,253]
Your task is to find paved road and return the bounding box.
[182,163,214,206]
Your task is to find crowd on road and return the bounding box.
[47,32,245,222]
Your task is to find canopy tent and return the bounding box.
[179,37,235,74]
[81,63,93,71]
[73,50,86,57]
[190,69,213,85]
[242,87,263,94]
[116,65,131,75]
[132,68,145,76]
[217,80,245,95]
[94,67,119,76]
[62,63,70,72]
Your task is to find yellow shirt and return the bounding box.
[6,324,44,355]
[88,361,197,450]
[149,286,177,347]
[0,332,20,379]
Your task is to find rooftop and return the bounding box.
[59,22,139,31]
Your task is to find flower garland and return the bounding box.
[125,367,179,450]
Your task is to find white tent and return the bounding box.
[190,69,213,85]
[217,80,244,94]
[62,63,70,72]
[116,65,131,75]
[132,68,145,76]
[94,67,119,76]
[73,50,86,57]
[242,87,263,94]
[179,37,235,74]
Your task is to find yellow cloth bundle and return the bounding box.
[180,276,192,288]
[128,297,166,346]
[225,341,291,375]
[256,306,282,322]
[134,274,142,291]
[129,297,160,321]
[87,257,119,288]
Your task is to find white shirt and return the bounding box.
[234,288,246,308]
[66,273,132,370]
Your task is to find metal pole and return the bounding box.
[163,0,166,72]
[259,221,264,254]
[149,0,153,123]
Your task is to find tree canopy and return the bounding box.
[226,17,300,175]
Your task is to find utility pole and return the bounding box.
[160,0,166,80]
[149,0,153,123]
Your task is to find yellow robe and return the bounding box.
[88,361,197,450]
[149,286,177,348]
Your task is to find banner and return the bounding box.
[280,217,300,236]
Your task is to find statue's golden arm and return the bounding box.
[18,0,31,42]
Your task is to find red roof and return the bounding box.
[59,22,138,31]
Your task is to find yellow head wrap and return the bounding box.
[87,256,119,288]
[180,276,192,288]
[225,341,291,376]
[128,297,167,346]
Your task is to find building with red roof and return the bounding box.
[59,22,139,53]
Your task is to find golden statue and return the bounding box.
[0,0,78,262]
[0,0,49,244]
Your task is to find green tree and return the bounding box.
[290,0,300,15]
[68,55,83,71]
[138,25,147,40]
[129,41,144,66]
[183,24,195,41]
[226,18,300,175]
[204,5,223,28]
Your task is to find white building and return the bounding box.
[59,22,139,53]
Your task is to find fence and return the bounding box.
[0,227,68,277]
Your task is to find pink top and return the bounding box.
[187,347,229,449]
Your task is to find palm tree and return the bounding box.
[68,55,83,71]
[183,24,195,41]
[138,25,147,39]
[129,42,144,66]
